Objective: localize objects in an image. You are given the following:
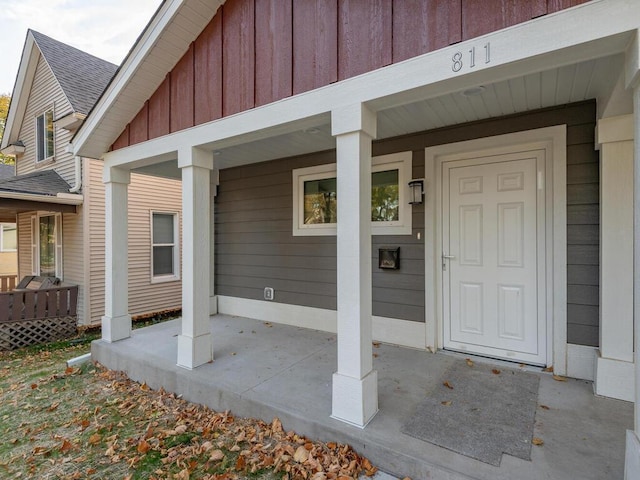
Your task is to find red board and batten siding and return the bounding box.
[112,0,592,150]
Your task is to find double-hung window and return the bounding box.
[36,109,54,163]
[151,212,180,282]
[292,151,413,236]
[30,214,63,278]
[0,224,16,252]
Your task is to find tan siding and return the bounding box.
[61,210,84,323]
[15,54,76,185]
[86,159,182,325]
[0,252,17,275]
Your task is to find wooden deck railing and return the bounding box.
[0,275,18,292]
[0,285,78,322]
[0,285,79,350]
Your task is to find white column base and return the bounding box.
[101,314,131,343]
[331,370,379,428]
[177,333,213,370]
[210,295,218,315]
[625,431,640,479]
[595,351,635,401]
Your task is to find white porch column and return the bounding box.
[595,114,635,401]
[210,169,219,315]
[627,83,640,479]
[177,147,214,369]
[331,103,378,427]
[102,166,131,342]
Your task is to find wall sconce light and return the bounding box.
[408,179,424,205]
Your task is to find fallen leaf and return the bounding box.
[65,367,75,375]
[465,358,474,367]
[441,401,452,406]
[30,383,38,390]
[532,437,544,446]
[140,383,149,391]
[539,405,550,410]
[552,375,567,382]
[443,381,454,390]
[48,402,60,412]
[235,454,246,471]
[492,369,501,375]
[88,433,101,445]
[543,366,554,372]
[60,439,73,453]
[174,424,188,434]
[372,342,381,348]
[294,445,309,463]
[137,439,151,454]
[264,322,273,327]
[209,449,224,461]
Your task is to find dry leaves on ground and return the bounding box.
[0,345,381,480]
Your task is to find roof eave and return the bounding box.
[0,191,83,205]
[1,32,39,150]
[72,0,224,159]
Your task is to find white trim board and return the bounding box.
[217,296,426,350]
[424,125,567,373]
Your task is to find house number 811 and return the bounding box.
[452,42,491,72]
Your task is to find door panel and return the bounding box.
[443,151,545,364]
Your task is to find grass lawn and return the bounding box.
[0,333,379,480]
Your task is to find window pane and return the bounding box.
[39,216,56,276]
[303,177,337,224]
[2,227,16,251]
[153,213,174,244]
[371,169,399,222]
[153,246,174,275]
[45,110,54,158]
[37,114,44,161]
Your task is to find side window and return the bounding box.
[292,151,413,236]
[151,212,180,282]
[0,224,17,252]
[31,213,63,278]
[36,109,54,163]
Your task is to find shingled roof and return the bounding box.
[0,164,15,180]
[0,170,71,196]
[30,30,118,116]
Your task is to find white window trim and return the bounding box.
[0,224,17,252]
[35,107,55,166]
[292,151,413,236]
[150,211,180,284]
[31,213,63,278]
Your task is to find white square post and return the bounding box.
[177,147,214,369]
[102,166,132,342]
[331,103,378,427]
[626,77,640,480]
[595,114,635,401]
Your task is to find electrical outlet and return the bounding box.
[264,287,274,301]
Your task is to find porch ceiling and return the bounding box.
[132,52,625,179]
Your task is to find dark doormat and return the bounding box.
[401,359,540,466]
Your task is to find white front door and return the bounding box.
[442,150,546,365]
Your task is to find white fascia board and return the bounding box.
[625,29,640,89]
[73,0,224,159]
[1,33,39,149]
[103,0,638,169]
[0,191,83,205]
[71,0,186,157]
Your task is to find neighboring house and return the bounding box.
[0,30,183,325]
[70,0,640,475]
[0,164,17,275]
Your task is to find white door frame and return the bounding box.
[424,125,567,373]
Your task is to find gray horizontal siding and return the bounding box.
[215,100,599,345]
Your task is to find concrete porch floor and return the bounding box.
[91,315,632,480]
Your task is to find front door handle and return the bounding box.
[442,254,456,259]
